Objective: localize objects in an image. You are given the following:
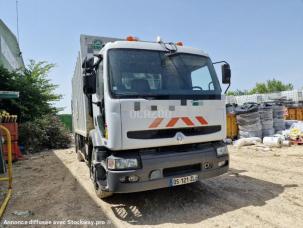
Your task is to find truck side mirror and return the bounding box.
[222,63,231,84]
[83,73,96,94]
[82,57,94,69]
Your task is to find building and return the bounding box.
[0,19,24,71]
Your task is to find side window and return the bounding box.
[96,61,104,98]
[191,66,214,90]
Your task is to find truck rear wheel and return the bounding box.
[75,134,84,162]
[77,150,84,162]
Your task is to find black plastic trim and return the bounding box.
[127,125,222,139]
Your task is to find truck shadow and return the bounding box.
[105,168,291,226]
[1,150,114,226]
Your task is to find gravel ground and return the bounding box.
[1,145,303,227]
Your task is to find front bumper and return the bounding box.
[103,143,229,193]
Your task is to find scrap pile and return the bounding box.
[226,91,303,149]
[230,102,303,148]
[282,122,303,144]
[231,102,295,149]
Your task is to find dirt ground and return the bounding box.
[1,144,303,227]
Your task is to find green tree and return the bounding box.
[0,60,61,122]
[227,79,294,96]
[0,61,71,152]
[249,79,293,94]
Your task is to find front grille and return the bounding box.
[127,125,221,139]
[155,142,212,153]
[163,163,201,177]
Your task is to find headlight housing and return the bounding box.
[107,157,139,170]
[216,146,228,156]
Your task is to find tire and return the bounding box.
[75,134,84,162]
[77,150,85,162]
[95,188,113,199]
[90,148,113,199]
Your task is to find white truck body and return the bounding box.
[72,34,229,197]
[72,35,122,137]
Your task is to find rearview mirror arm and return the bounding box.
[213,61,231,94]
[212,61,229,65]
[224,84,231,94]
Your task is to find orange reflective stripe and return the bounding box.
[149,117,163,128]
[149,116,208,128]
[196,116,208,125]
[181,117,194,126]
[166,117,179,127]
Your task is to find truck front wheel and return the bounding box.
[90,150,113,199]
[92,166,113,199]
[95,186,113,199]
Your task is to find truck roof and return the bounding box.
[103,40,209,57]
[79,34,209,59]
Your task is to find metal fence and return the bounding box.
[226,90,303,105]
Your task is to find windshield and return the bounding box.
[108,49,221,99]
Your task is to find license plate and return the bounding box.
[171,174,199,186]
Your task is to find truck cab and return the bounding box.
[72,35,231,198]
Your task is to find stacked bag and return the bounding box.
[273,104,286,132]
[259,103,275,137]
[234,102,286,139]
[235,103,262,138]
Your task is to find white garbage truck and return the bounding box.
[72,34,231,198]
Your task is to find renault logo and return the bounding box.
[176,132,184,144]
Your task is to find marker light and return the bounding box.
[156,36,162,43]
[104,123,108,139]
[126,36,139,41]
[176,41,183,46]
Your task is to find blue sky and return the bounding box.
[1,0,303,113]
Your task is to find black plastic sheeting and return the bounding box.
[234,103,259,115]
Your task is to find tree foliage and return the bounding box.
[19,114,71,153]
[0,60,62,122]
[0,61,71,152]
[227,79,294,96]
[250,79,293,94]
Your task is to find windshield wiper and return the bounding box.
[165,51,179,57]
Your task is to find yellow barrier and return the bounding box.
[286,108,297,120]
[226,113,238,139]
[0,125,12,219]
[285,107,303,121]
[297,108,303,121]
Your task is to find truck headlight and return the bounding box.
[107,158,139,170]
[216,146,228,156]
